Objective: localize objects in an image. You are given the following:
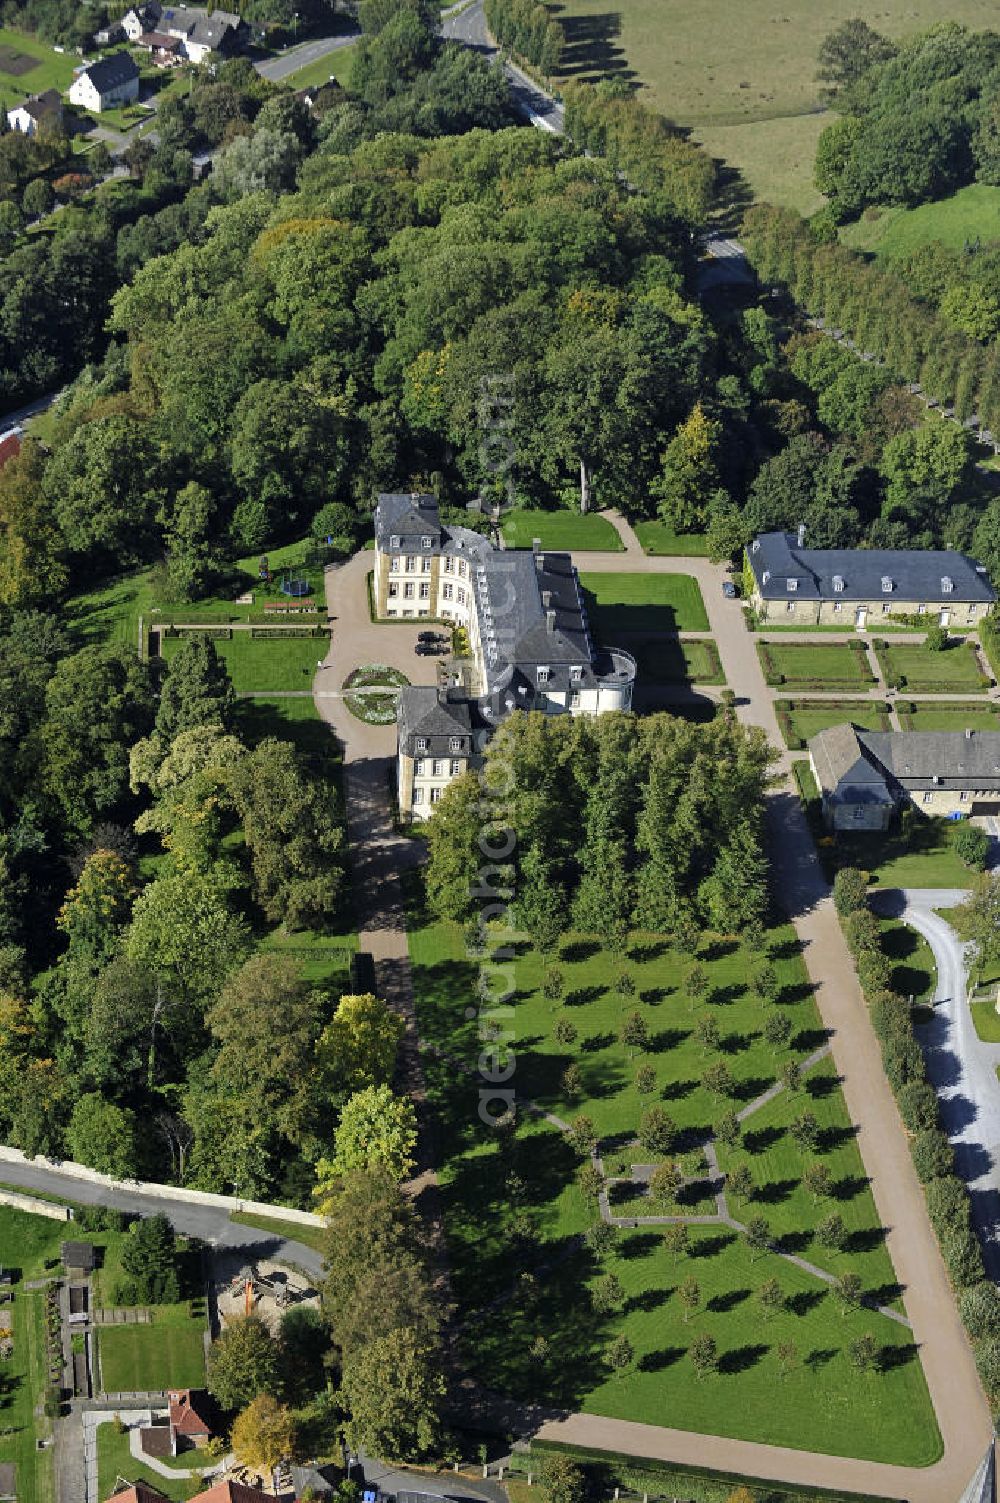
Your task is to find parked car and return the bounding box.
[722,580,737,598]
[418,630,437,642]
[415,642,438,656]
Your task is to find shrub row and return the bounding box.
[833,868,1000,1411]
[979,615,1000,682]
[774,700,890,751]
[249,626,328,639]
[166,625,232,640]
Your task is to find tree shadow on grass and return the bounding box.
[805,1347,838,1371]
[743,1125,784,1155]
[640,987,671,1006]
[786,1288,826,1317]
[638,1346,685,1372]
[566,985,605,1007]
[628,1287,671,1313]
[820,1124,860,1153]
[752,1176,799,1206]
[732,1074,773,1103]
[878,1341,921,1372]
[831,1174,870,1202]
[561,939,600,963]
[661,1077,698,1103]
[844,1225,888,1255]
[719,1343,769,1375]
[581,1031,615,1053]
[649,1027,687,1053]
[618,1232,662,1261]
[869,1280,904,1306]
[548,7,637,86]
[792,1027,831,1053]
[630,940,671,963]
[706,1287,750,1314]
[710,983,746,1007]
[805,1073,840,1100]
[703,938,739,962]
[689,1232,736,1259]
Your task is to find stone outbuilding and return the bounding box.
[810,723,1000,829]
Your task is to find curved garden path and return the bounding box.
[315,523,995,1500]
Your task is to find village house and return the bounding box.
[376,493,636,820]
[7,88,63,136]
[107,1481,273,1503]
[746,528,996,627]
[138,1388,214,1459]
[122,3,161,42]
[69,53,140,113]
[809,723,1000,829]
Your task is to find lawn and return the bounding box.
[160,632,327,693]
[840,184,1000,260]
[693,112,830,216]
[878,918,936,1002]
[636,638,725,685]
[259,926,356,990]
[579,572,709,634]
[237,696,336,762]
[758,641,874,689]
[0,27,78,100]
[835,819,973,889]
[634,521,711,557]
[874,640,988,693]
[408,914,939,1462]
[283,40,358,89]
[98,1302,207,1393]
[229,1211,327,1255]
[971,1001,1000,1043]
[501,509,623,552]
[897,700,1000,731]
[97,1424,195,1503]
[774,700,891,751]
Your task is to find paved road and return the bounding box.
[442,0,564,132]
[254,29,360,82]
[0,1158,322,1276]
[353,1450,507,1503]
[874,888,1000,1279]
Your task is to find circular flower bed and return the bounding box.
[343,664,411,724]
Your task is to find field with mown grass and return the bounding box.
[759,640,874,688]
[0,27,77,99]
[284,40,358,89]
[159,631,327,694]
[501,509,623,553]
[774,700,890,750]
[407,912,939,1462]
[634,521,711,557]
[840,185,1000,259]
[580,572,709,634]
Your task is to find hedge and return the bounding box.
[980,615,1000,681]
[167,625,232,640]
[249,626,328,639]
[834,871,995,1409]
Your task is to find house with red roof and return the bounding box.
[139,1389,215,1459]
[107,1480,274,1503]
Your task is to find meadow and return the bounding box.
[0,27,77,105]
[408,912,941,1462]
[840,185,1000,260]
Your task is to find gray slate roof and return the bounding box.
[811,723,1000,796]
[81,52,140,92]
[398,687,475,756]
[16,89,62,120]
[375,492,443,549]
[749,531,996,604]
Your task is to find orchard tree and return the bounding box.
[604,1334,634,1379]
[689,1333,718,1379]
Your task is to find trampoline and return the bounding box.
[279,575,311,597]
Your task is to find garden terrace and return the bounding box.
[635,638,725,686]
[896,701,1000,732]
[774,701,892,750]
[758,641,875,690]
[874,641,991,693]
[579,573,710,635]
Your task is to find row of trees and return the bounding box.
[833,868,1000,1410]
[485,0,563,76]
[814,22,1000,219]
[426,710,774,944]
[741,202,1000,444]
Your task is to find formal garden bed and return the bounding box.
[343,665,410,724]
[774,700,891,749]
[636,638,725,685]
[896,699,1000,731]
[757,640,874,689]
[873,639,990,693]
[408,909,939,1463]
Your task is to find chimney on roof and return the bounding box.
[546,609,556,633]
[966,727,974,739]
[541,590,553,609]
[797,522,806,548]
[532,537,542,554]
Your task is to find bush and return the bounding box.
[975,1338,1000,1398]
[925,1175,972,1235]
[910,1128,953,1183]
[896,1080,940,1133]
[880,1030,925,1090]
[856,947,892,994]
[954,821,990,871]
[843,908,880,956]
[868,988,913,1042]
[924,625,948,652]
[833,867,868,916]
[943,1224,985,1287]
[961,1282,1000,1340]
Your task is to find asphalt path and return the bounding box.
[255,29,360,82]
[0,1157,323,1277]
[873,886,1000,1278]
[442,0,564,132]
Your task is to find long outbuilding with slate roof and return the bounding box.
[810,723,1000,828]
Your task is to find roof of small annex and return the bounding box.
[13,88,62,119]
[810,723,1000,796]
[104,1483,169,1503]
[748,531,996,604]
[168,1389,212,1437]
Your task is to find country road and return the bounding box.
[0,1158,323,1277]
[254,28,360,82]
[442,0,564,132]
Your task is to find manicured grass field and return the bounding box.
[0,27,77,98]
[759,641,874,688]
[502,508,624,552]
[284,39,358,89]
[774,700,890,750]
[229,1211,327,1255]
[97,1425,193,1503]
[897,701,1000,732]
[98,1303,206,1392]
[160,632,326,693]
[840,185,1000,260]
[634,521,711,557]
[836,820,973,889]
[579,572,709,634]
[875,641,987,693]
[878,918,936,1002]
[409,915,939,1461]
[637,638,725,685]
[970,1000,1000,1043]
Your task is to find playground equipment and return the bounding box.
[227,1264,303,1312]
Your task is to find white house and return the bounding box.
[122,3,161,42]
[69,53,141,113]
[7,88,63,136]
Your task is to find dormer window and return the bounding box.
[570,666,583,682]
[881,576,893,594]
[833,575,845,593]
[537,666,550,684]
[416,737,427,751]
[422,536,433,549]
[449,737,463,752]
[786,578,798,593]
[941,576,954,594]
[389,534,400,548]
[762,570,771,585]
